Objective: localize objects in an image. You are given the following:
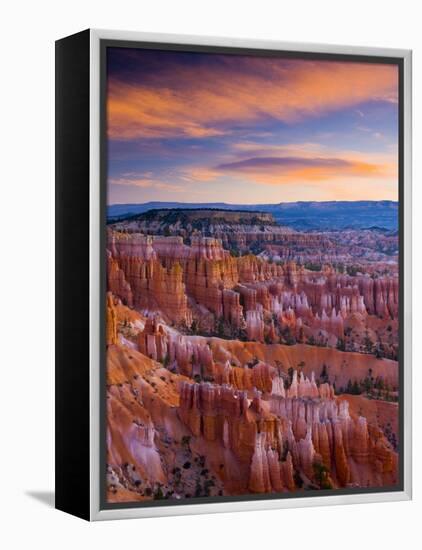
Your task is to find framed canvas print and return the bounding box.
[55,29,412,521]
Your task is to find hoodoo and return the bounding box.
[105,207,399,502]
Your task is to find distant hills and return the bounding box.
[133,208,276,226]
[107,200,398,231]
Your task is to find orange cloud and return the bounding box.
[179,167,221,182]
[177,139,397,187]
[109,174,184,192]
[213,154,395,185]
[107,59,398,140]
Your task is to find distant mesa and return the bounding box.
[130,208,276,226]
[107,200,398,231]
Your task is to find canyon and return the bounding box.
[106,208,399,503]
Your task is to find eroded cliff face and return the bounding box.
[107,252,191,326]
[111,209,398,267]
[106,295,398,502]
[105,224,399,503]
[107,230,398,359]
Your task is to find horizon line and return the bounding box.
[108,199,398,207]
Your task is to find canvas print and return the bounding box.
[104,46,400,504]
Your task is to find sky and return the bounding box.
[106,47,399,205]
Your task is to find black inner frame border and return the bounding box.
[99,38,405,511]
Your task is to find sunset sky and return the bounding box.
[106,47,399,205]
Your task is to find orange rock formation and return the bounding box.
[105,226,399,503]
